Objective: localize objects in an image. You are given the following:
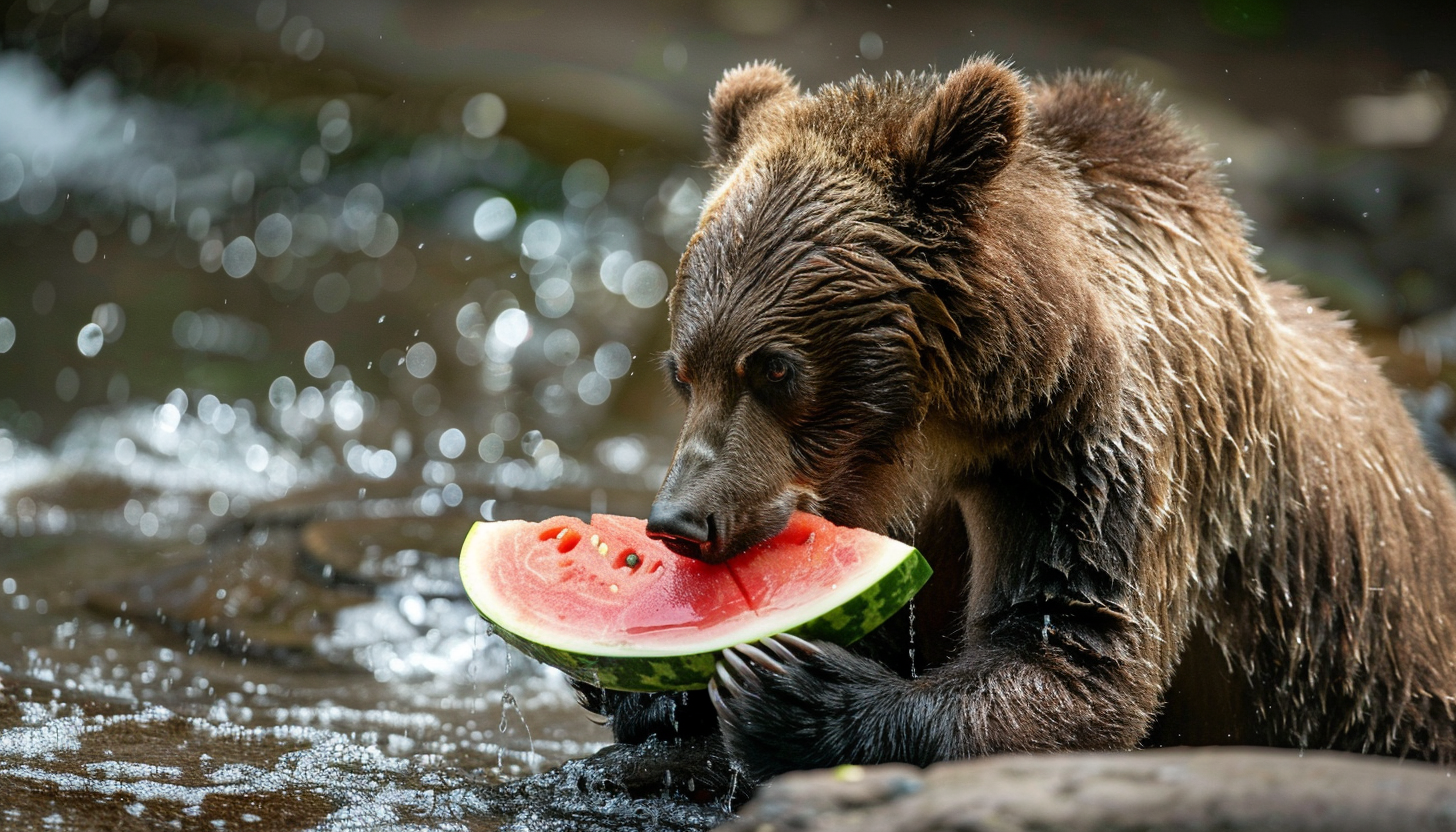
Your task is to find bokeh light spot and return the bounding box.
[562,159,609,208]
[472,197,516,241]
[405,342,437,378]
[463,93,506,138]
[594,341,632,379]
[73,229,97,264]
[314,272,351,313]
[623,260,668,308]
[439,428,466,459]
[77,323,104,357]
[304,340,335,379]
[255,213,293,257]
[222,236,257,278]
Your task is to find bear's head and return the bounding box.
[646,59,1032,563]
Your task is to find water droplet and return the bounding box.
[439,428,466,459]
[245,444,270,472]
[254,213,292,257]
[114,437,136,466]
[367,449,397,478]
[463,93,506,138]
[578,371,610,405]
[55,367,80,401]
[231,169,254,203]
[313,272,350,313]
[77,323,104,357]
[472,196,516,241]
[492,308,530,348]
[562,159,609,208]
[405,342,436,378]
[599,250,632,294]
[0,153,23,201]
[859,31,884,59]
[520,219,562,260]
[478,434,504,463]
[623,260,668,308]
[343,183,384,230]
[361,213,399,258]
[299,146,328,183]
[333,398,363,431]
[320,118,352,154]
[72,229,97,264]
[92,303,125,341]
[303,340,335,379]
[535,277,574,318]
[0,318,14,353]
[222,237,257,278]
[268,376,296,409]
[594,341,632,379]
[543,328,580,366]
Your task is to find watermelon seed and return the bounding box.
[608,584,618,593]
[597,542,609,556]
[625,553,640,568]
[556,529,568,539]
[590,534,600,547]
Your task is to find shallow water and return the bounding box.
[0,22,724,829]
[0,413,736,829]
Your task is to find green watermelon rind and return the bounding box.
[460,522,932,692]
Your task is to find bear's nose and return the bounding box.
[645,500,715,560]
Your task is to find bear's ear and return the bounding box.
[707,62,799,166]
[896,59,1028,216]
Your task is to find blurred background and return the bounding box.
[0,0,1453,829]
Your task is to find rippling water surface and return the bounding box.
[0,15,728,829]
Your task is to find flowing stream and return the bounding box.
[0,30,725,831]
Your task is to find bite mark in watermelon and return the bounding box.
[459,511,931,691]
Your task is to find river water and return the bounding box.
[0,26,728,831]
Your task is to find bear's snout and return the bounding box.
[645,499,716,561]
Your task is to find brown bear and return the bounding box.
[591,57,1456,785]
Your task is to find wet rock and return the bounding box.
[81,521,370,666]
[299,515,475,589]
[719,748,1456,832]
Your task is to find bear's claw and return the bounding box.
[715,659,749,698]
[733,642,788,674]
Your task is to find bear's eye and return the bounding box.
[764,357,791,383]
[662,355,691,399]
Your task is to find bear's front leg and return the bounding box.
[709,635,958,782]
[712,609,1161,783]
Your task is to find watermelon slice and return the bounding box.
[458,511,931,691]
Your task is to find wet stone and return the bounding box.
[298,515,476,591]
[81,521,367,665]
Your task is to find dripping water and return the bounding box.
[497,690,537,772]
[907,600,918,679]
[723,768,739,813]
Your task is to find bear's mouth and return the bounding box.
[647,513,718,561]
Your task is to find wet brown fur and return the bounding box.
[637,58,1456,781]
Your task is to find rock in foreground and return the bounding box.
[719,747,1456,832]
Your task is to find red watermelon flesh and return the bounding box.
[460,511,931,691]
